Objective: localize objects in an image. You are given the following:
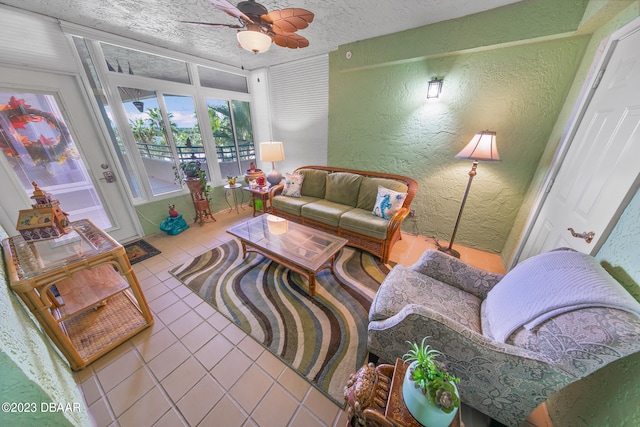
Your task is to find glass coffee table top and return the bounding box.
[227,215,348,272]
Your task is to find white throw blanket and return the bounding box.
[484,250,640,343]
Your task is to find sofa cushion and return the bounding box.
[281,173,304,197]
[301,200,353,227]
[372,186,408,219]
[357,177,409,211]
[325,172,363,207]
[339,208,389,240]
[298,168,328,198]
[370,265,482,332]
[271,195,320,216]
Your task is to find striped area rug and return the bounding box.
[169,239,391,406]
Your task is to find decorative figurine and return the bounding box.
[160,203,189,235]
[16,182,72,241]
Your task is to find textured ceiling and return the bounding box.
[1,0,523,70]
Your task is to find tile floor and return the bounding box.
[74,205,548,427]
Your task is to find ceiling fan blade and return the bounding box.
[272,32,310,49]
[263,8,314,34]
[207,0,254,24]
[180,21,244,29]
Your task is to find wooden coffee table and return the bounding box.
[227,215,348,296]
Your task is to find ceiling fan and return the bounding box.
[182,0,315,53]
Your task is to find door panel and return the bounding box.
[520,28,640,260]
[0,67,140,242]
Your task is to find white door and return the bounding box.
[0,67,141,242]
[518,26,640,261]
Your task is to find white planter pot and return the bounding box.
[402,361,459,427]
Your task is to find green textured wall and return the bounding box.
[135,185,246,236]
[328,0,590,253]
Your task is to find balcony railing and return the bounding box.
[136,141,255,163]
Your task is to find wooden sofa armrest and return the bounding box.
[268,184,284,199]
[386,207,410,239]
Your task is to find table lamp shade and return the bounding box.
[455,131,500,161]
[260,142,285,162]
[260,142,285,186]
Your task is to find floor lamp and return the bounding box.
[260,141,285,186]
[437,131,500,258]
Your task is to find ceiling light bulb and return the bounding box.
[237,31,272,54]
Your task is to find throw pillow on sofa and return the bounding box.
[372,185,407,219]
[281,173,304,197]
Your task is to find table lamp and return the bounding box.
[260,141,285,186]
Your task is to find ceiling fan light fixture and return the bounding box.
[237,30,272,54]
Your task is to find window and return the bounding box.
[206,99,255,178]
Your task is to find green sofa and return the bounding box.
[270,166,418,263]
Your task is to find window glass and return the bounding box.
[121,89,181,195]
[206,99,255,178]
[0,91,112,229]
[198,66,248,93]
[102,43,191,84]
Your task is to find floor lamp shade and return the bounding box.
[438,131,500,258]
[260,141,285,186]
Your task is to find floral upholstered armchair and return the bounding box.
[367,249,640,426]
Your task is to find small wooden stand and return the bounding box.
[243,186,272,216]
[344,359,462,427]
[185,178,216,224]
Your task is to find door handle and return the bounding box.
[100,171,116,183]
[567,228,595,244]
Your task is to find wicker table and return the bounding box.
[2,219,153,370]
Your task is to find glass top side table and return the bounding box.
[2,219,154,370]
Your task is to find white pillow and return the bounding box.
[281,173,304,197]
[372,185,407,219]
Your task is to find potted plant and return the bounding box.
[173,160,212,203]
[226,175,237,186]
[402,337,460,427]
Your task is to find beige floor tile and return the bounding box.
[290,407,326,427]
[303,387,342,426]
[237,335,265,361]
[200,395,248,426]
[147,341,191,381]
[156,298,191,325]
[176,375,225,426]
[134,327,178,362]
[87,397,114,427]
[194,333,234,371]
[79,376,102,406]
[153,408,188,427]
[106,367,156,416]
[278,368,311,402]
[221,322,248,345]
[160,357,207,402]
[116,387,172,427]
[207,310,232,331]
[167,309,204,338]
[256,348,287,380]
[142,281,171,302]
[251,384,299,427]
[180,321,218,353]
[210,348,253,390]
[230,364,274,413]
[95,349,144,393]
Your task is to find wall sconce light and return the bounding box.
[427,78,443,99]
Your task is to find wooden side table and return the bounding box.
[243,186,272,216]
[2,219,154,370]
[344,359,462,427]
